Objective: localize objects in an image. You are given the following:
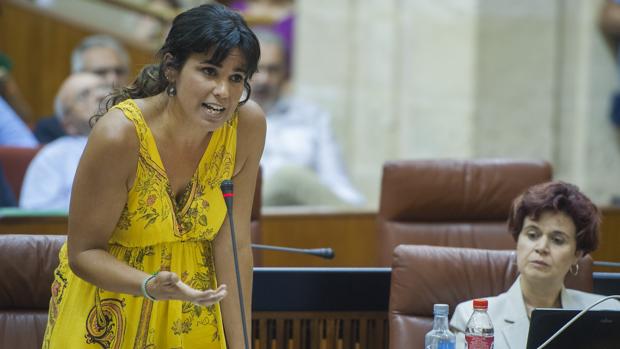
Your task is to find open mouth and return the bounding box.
[203,103,225,114]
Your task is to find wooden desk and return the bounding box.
[1,207,618,270]
[0,210,67,235]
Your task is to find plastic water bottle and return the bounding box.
[465,298,494,349]
[425,304,456,349]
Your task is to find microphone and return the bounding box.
[252,244,335,259]
[220,179,250,349]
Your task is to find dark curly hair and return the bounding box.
[93,3,260,123]
[507,181,600,254]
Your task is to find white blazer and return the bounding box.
[449,276,620,349]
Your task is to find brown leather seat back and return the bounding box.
[0,234,65,349]
[0,146,40,201]
[377,159,552,265]
[388,244,593,349]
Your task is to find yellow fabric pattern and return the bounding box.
[43,99,237,349]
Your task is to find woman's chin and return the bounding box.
[521,268,564,285]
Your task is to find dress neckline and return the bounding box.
[127,99,215,217]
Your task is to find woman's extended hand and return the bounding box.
[146,271,227,306]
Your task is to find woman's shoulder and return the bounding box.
[232,100,266,175]
[237,99,266,128]
[236,100,266,145]
[564,288,620,310]
[89,107,139,154]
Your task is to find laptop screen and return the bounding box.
[526,308,620,349]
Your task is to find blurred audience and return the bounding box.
[227,0,294,66]
[0,51,34,123]
[600,0,620,128]
[20,73,109,210]
[0,164,17,207]
[34,35,129,143]
[0,96,38,148]
[134,0,180,43]
[252,29,364,206]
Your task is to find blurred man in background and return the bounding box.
[251,28,364,207]
[0,51,33,123]
[34,35,129,143]
[20,73,109,210]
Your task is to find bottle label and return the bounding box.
[465,335,494,349]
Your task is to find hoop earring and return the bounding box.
[570,263,579,276]
[238,80,251,106]
[166,85,176,96]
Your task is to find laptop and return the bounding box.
[526,308,620,349]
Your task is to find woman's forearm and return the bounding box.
[69,248,149,296]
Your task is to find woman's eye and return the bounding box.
[526,230,538,239]
[552,237,565,245]
[230,74,244,83]
[202,67,217,76]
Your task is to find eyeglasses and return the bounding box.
[90,66,128,77]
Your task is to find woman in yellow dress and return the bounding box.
[42,3,265,348]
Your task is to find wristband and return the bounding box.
[141,273,158,301]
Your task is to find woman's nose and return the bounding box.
[213,80,229,99]
[534,236,550,254]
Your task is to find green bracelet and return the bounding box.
[141,273,158,301]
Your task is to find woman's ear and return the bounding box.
[573,249,584,262]
[162,53,178,83]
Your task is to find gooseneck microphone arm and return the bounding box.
[251,244,335,259]
[220,180,250,349]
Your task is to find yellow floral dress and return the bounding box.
[43,99,237,349]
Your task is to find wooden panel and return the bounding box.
[0,0,155,119]
[259,209,377,267]
[0,215,67,234]
[592,207,620,272]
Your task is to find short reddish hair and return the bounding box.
[507,181,600,254]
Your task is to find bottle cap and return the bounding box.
[433,303,449,315]
[473,298,488,309]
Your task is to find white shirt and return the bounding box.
[0,96,38,148]
[450,276,620,349]
[19,136,88,210]
[262,97,364,205]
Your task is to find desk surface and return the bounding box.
[0,207,618,270]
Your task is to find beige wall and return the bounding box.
[295,0,620,207]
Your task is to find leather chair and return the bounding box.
[377,159,552,266]
[388,244,593,349]
[0,234,66,348]
[0,146,40,202]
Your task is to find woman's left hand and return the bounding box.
[146,270,228,306]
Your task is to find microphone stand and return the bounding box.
[251,244,335,259]
[220,180,250,349]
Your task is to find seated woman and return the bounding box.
[450,181,620,349]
